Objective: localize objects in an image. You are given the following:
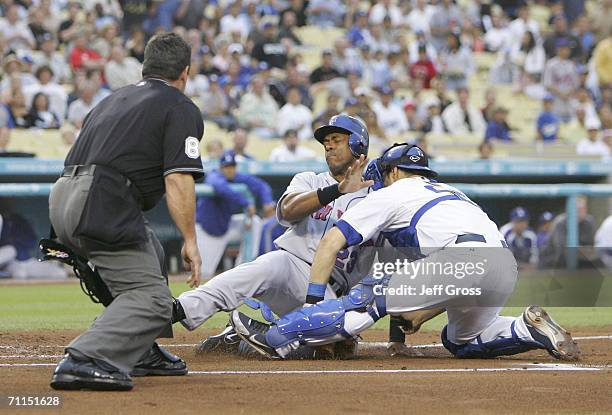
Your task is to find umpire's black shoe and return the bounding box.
[50,354,133,391]
[132,343,187,377]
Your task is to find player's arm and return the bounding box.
[165,172,201,288]
[306,227,347,303]
[280,155,372,223]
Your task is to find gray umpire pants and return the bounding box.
[49,173,173,374]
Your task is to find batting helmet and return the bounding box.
[314,114,369,157]
[379,143,438,178]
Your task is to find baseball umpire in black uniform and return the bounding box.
[48,33,204,391]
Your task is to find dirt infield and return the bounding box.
[1,327,611,415]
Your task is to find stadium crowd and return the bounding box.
[0,0,610,160]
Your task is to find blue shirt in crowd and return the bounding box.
[536,111,560,141]
[484,121,511,141]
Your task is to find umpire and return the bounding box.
[48,33,204,391]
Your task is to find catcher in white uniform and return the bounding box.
[171,114,377,357]
[230,144,581,362]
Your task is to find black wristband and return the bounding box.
[388,315,407,343]
[305,294,324,304]
[317,183,343,205]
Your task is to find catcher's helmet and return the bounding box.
[363,158,384,191]
[314,114,369,157]
[379,143,437,178]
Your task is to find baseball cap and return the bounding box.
[538,211,554,225]
[510,207,529,221]
[380,86,393,96]
[543,93,554,102]
[262,22,274,30]
[403,99,416,110]
[219,151,237,166]
[556,37,571,49]
[228,43,243,55]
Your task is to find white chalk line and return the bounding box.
[2,334,607,351]
[1,363,611,374]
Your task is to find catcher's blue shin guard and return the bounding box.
[440,323,540,359]
[265,277,387,355]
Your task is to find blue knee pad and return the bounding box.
[265,277,387,349]
[441,324,540,359]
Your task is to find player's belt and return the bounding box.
[278,248,345,297]
[455,233,486,244]
[62,165,97,177]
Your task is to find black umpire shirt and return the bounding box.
[65,78,205,211]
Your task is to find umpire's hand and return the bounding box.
[182,241,201,288]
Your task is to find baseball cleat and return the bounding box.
[229,311,280,359]
[51,354,133,391]
[195,325,242,355]
[523,305,580,361]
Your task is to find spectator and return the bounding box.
[539,196,596,268]
[481,88,497,122]
[442,88,486,135]
[69,29,104,73]
[306,0,345,28]
[309,49,342,85]
[500,207,538,266]
[23,92,61,129]
[576,118,610,158]
[592,34,612,87]
[1,55,37,94]
[237,76,279,138]
[484,106,512,142]
[91,22,120,59]
[510,30,546,96]
[594,215,612,269]
[438,32,475,91]
[31,34,71,83]
[269,129,317,162]
[347,11,372,47]
[281,0,308,27]
[201,75,237,131]
[332,37,361,75]
[125,28,146,63]
[543,15,582,60]
[536,211,555,250]
[277,87,313,140]
[369,0,403,27]
[536,94,562,142]
[220,1,250,39]
[23,66,67,122]
[0,4,35,51]
[484,12,511,53]
[429,0,462,52]
[590,0,612,42]
[421,97,446,133]
[228,128,255,162]
[572,15,596,62]
[405,0,435,34]
[478,140,494,159]
[251,22,288,69]
[66,80,97,130]
[508,4,540,50]
[28,7,52,49]
[543,38,580,122]
[408,30,438,65]
[58,1,82,44]
[313,94,340,129]
[410,45,437,89]
[372,87,408,137]
[104,44,142,91]
[366,50,392,90]
[183,58,209,100]
[278,10,302,46]
[4,77,29,128]
[402,100,422,132]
